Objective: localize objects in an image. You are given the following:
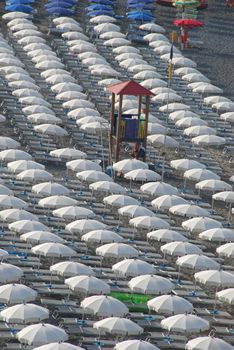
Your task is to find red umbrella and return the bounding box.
[173,19,204,28]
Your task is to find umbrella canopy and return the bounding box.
[129,274,174,295]
[0,149,32,162]
[112,258,156,277]
[161,314,209,333]
[17,323,68,346]
[169,204,210,218]
[0,209,38,223]
[50,148,86,160]
[31,242,76,258]
[192,135,226,147]
[114,340,160,350]
[0,263,23,283]
[50,261,95,277]
[159,102,190,113]
[103,194,139,208]
[171,158,206,171]
[147,229,188,243]
[176,117,207,129]
[118,205,155,218]
[184,125,216,137]
[141,182,179,197]
[81,295,128,317]
[129,216,170,230]
[77,170,112,183]
[213,191,234,203]
[182,216,222,234]
[96,243,139,259]
[0,284,37,304]
[113,159,148,174]
[93,317,143,335]
[176,254,220,271]
[34,343,84,350]
[147,134,179,148]
[184,168,220,182]
[32,182,69,196]
[0,185,12,196]
[7,160,45,173]
[66,159,101,172]
[17,169,53,182]
[89,181,126,194]
[53,206,95,220]
[38,196,78,209]
[9,220,49,234]
[217,243,234,258]
[161,241,202,257]
[82,230,122,244]
[186,336,234,350]
[0,195,28,209]
[195,179,232,192]
[65,275,110,295]
[151,195,187,211]
[199,228,234,242]
[124,169,161,182]
[0,137,20,150]
[148,294,193,315]
[194,270,234,288]
[66,219,106,235]
[20,231,65,244]
[216,288,234,305]
[1,303,49,324]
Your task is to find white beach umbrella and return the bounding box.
[128,64,156,74]
[0,185,12,195]
[56,22,82,31]
[50,261,94,277]
[112,259,156,277]
[23,105,55,115]
[77,170,112,183]
[161,314,209,333]
[89,181,126,194]
[120,58,146,69]
[176,117,207,129]
[0,137,20,150]
[147,229,188,243]
[90,15,117,24]
[34,124,68,137]
[0,149,31,162]
[94,22,120,33]
[17,323,68,346]
[195,179,232,192]
[9,220,48,234]
[159,103,190,113]
[195,270,234,288]
[63,99,94,110]
[147,123,167,135]
[32,242,76,258]
[141,182,179,197]
[17,169,53,182]
[66,219,106,235]
[0,195,27,209]
[0,249,9,260]
[216,288,234,305]
[80,121,110,133]
[139,23,165,33]
[19,97,51,107]
[184,168,220,182]
[213,191,234,203]
[192,135,226,146]
[199,228,234,242]
[186,336,234,350]
[68,108,100,119]
[82,230,122,244]
[129,216,169,230]
[0,284,37,304]
[3,12,31,20]
[51,82,83,94]
[46,74,76,85]
[0,263,23,283]
[144,33,168,42]
[38,196,77,209]
[104,38,130,47]
[115,52,142,62]
[169,110,200,122]
[171,159,206,172]
[170,204,210,218]
[53,206,95,220]
[20,231,64,244]
[96,243,138,259]
[0,209,37,223]
[1,303,49,324]
[174,67,200,76]
[193,84,223,94]
[7,160,45,173]
[12,88,42,98]
[204,95,230,106]
[52,17,78,25]
[50,148,86,160]
[133,70,162,80]
[148,294,193,315]
[184,125,216,137]
[161,241,202,257]
[81,295,128,317]
[34,343,84,350]
[14,29,41,38]
[32,182,69,196]
[118,205,155,218]
[56,91,87,101]
[93,317,143,335]
[153,93,182,104]
[182,216,222,234]
[124,169,161,182]
[140,78,167,89]
[66,159,101,172]
[176,254,220,271]
[65,275,110,295]
[129,274,174,295]
[18,35,46,45]
[217,243,234,258]
[103,194,139,208]
[172,57,197,68]
[114,340,160,350]
[151,195,187,211]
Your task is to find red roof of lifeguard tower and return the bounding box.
[107,80,154,96]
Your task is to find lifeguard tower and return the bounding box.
[107,80,154,163]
